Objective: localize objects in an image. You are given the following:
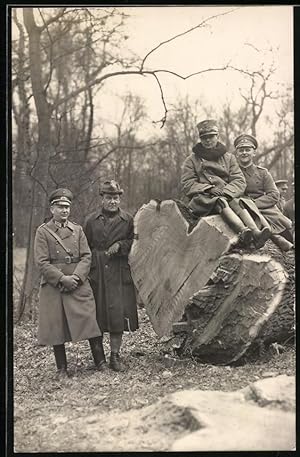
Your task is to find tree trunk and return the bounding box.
[12,9,32,247]
[128,199,295,364]
[17,8,53,320]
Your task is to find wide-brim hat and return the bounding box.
[49,188,73,205]
[234,134,258,149]
[197,119,219,137]
[99,180,124,196]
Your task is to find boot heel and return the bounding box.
[253,227,271,249]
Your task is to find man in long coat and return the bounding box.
[181,120,271,248]
[84,180,138,372]
[234,134,293,251]
[34,188,106,379]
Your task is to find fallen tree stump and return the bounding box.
[129,199,295,364]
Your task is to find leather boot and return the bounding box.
[220,206,252,245]
[271,235,293,252]
[109,352,125,372]
[236,208,271,249]
[53,344,69,379]
[89,336,106,371]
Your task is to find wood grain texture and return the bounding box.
[128,199,238,337]
[183,253,287,364]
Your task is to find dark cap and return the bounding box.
[197,119,219,137]
[49,188,73,205]
[275,179,288,187]
[234,134,258,149]
[99,180,124,196]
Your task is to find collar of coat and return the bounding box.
[240,163,256,175]
[93,207,130,221]
[192,141,227,161]
[47,219,75,231]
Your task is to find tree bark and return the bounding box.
[17,8,53,320]
[129,199,295,364]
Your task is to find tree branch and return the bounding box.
[140,8,239,70]
[38,8,66,32]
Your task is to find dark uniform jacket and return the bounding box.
[34,219,101,345]
[84,208,138,333]
[240,164,292,234]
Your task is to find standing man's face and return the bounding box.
[101,194,120,213]
[278,185,288,198]
[200,133,219,149]
[50,203,70,222]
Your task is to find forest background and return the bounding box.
[11,5,294,320]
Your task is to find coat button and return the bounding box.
[105,265,109,269]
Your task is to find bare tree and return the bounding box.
[13,6,246,319]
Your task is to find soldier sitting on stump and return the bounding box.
[234,134,293,252]
[181,120,271,249]
[34,188,106,379]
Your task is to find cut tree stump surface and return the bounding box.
[129,200,293,364]
[183,253,287,364]
[129,199,237,337]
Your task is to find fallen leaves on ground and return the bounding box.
[13,307,295,452]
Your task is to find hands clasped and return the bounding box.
[209,187,224,197]
[59,274,80,292]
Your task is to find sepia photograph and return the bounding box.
[10,4,295,452]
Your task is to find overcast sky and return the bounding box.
[12,5,293,140]
[96,5,293,137]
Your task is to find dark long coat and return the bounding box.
[240,164,293,234]
[181,142,246,216]
[83,208,138,333]
[34,219,101,346]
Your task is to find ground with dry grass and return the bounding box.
[13,248,295,452]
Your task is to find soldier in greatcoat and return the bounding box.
[181,120,271,248]
[84,180,138,372]
[234,134,293,251]
[34,188,106,378]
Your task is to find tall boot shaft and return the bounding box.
[89,336,106,369]
[236,208,271,248]
[220,206,252,245]
[53,344,67,370]
[271,234,293,252]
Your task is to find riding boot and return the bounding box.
[53,344,68,378]
[89,336,106,371]
[235,208,271,249]
[109,352,125,372]
[278,229,293,243]
[271,234,293,252]
[220,206,252,245]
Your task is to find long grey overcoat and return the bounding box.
[83,208,138,333]
[240,164,293,234]
[181,143,246,216]
[34,219,101,345]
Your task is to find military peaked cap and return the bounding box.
[197,119,219,137]
[234,134,258,149]
[49,188,73,205]
[99,180,124,195]
[275,179,288,187]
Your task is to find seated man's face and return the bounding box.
[200,133,218,149]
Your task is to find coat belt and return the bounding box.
[50,256,80,264]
